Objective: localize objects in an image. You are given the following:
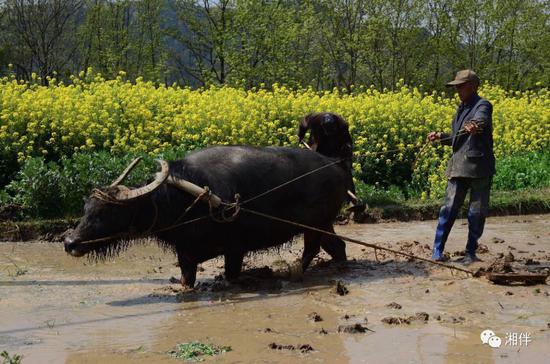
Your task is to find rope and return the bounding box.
[239,207,474,275]
[239,158,344,206]
[90,188,126,205]
[411,130,470,171]
[153,215,211,233]
[76,157,346,245]
[75,128,474,249]
[410,142,431,171]
[75,191,212,246]
[142,198,159,235]
[66,231,131,246]
[209,193,241,223]
[174,190,209,225]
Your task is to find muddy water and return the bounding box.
[1,215,549,363]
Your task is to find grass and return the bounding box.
[7,266,28,278]
[168,342,232,362]
[4,256,28,277]
[355,187,550,222]
[1,351,23,364]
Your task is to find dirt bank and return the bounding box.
[1,215,549,363]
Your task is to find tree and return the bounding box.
[0,0,547,89]
[4,0,84,83]
[79,0,133,78]
[423,0,454,88]
[314,0,367,90]
[135,0,165,80]
[226,0,311,88]
[0,3,10,72]
[168,0,236,86]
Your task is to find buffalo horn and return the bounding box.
[114,159,169,201]
[167,176,222,208]
[110,157,143,187]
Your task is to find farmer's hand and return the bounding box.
[427,131,441,142]
[464,121,481,134]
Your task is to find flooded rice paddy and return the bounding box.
[1,215,549,363]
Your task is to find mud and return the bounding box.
[334,280,349,296]
[1,214,549,363]
[386,302,402,309]
[337,323,371,334]
[381,312,429,326]
[268,342,315,353]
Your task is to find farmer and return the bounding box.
[298,112,356,202]
[427,69,495,265]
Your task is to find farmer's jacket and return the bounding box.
[440,94,495,178]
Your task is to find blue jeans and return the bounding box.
[432,177,492,259]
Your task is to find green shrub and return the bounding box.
[3,152,160,218]
[60,152,156,215]
[354,180,406,206]
[5,157,64,218]
[1,149,548,219]
[493,152,550,190]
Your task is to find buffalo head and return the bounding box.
[64,158,169,258]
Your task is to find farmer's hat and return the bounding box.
[446,69,480,86]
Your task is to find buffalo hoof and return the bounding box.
[169,276,195,290]
[180,285,195,293]
[181,277,196,290]
[289,260,304,282]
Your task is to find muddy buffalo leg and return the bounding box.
[320,225,347,262]
[176,249,197,288]
[302,230,321,271]
[224,249,245,281]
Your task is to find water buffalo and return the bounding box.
[64,146,348,287]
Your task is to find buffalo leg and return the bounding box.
[320,225,347,262]
[302,230,321,272]
[224,250,245,281]
[176,250,197,288]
